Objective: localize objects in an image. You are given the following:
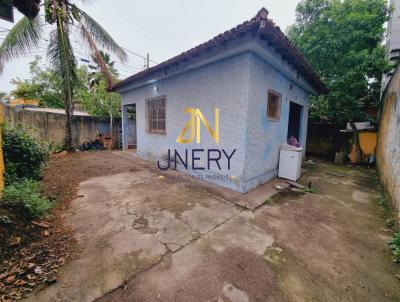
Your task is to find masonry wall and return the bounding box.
[243,52,310,191]
[2,105,118,148]
[121,53,251,192]
[377,66,400,218]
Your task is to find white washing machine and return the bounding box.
[278,144,303,181]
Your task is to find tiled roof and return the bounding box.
[113,8,327,94]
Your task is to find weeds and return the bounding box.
[1,180,53,219]
[376,184,390,214]
[304,187,316,193]
[388,233,400,263]
[264,198,273,205]
[375,179,400,269]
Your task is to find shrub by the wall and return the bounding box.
[1,124,50,185]
[1,180,52,218]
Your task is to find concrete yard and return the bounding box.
[26,151,400,302]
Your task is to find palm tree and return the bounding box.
[0,0,127,150]
[89,50,118,91]
[91,50,118,77]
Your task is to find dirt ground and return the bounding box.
[16,151,400,301]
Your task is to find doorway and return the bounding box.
[287,101,303,142]
[124,104,137,149]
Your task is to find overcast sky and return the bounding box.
[0,0,301,93]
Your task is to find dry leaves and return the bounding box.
[0,228,72,301]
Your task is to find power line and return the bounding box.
[111,2,188,46]
[95,3,183,52]
[67,23,155,66]
[91,5,177,57]
[120,47,157,65]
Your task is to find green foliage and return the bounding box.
[1,1,127,149]
[1,123,50,185]
[288,0,390,124]
[1,180,52,219]
[0,16,43,73]
[10,56,64,108]
[388,233,400,263]
[76,78,121,118]
[304,187,316,193]
[264,198,274,205]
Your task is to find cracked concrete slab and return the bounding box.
[98,211,277,302]
[97,159,400,302]
[25,154,400,302]
[25,168,241,302]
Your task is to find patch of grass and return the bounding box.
[1,180,53,219]
[376,184,390,214]
[304,187,316,194]
[388,233,400,263]
[190,232,201,242]
[264,198,273,205]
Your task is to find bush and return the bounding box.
[1,180,52,218]
[1,124,50,185]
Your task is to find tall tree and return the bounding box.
[287,0,390,160]
[10,56,64,108]
[0,0,126,150]
[288,0,390,124]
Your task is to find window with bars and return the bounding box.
[267,90,281,120]
[146,97,166,134]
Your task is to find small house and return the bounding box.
[113,8,326,193]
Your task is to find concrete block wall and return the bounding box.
[377,66,400,218]
[2,105,119,148]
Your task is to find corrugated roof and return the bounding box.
[113,8,327,94]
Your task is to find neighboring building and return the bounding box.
[114,8,326,193]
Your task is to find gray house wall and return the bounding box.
[121,53,251,191]
[242,53,309,191]
[119,35,314,192]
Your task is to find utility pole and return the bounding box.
[146,53,150,69]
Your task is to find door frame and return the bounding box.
[122,104,137,150]
[287,101,303,143]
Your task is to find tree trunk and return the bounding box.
[64,92,74,151]
[349,121,362,163]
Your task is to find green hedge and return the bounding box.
[1,124,49,185]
